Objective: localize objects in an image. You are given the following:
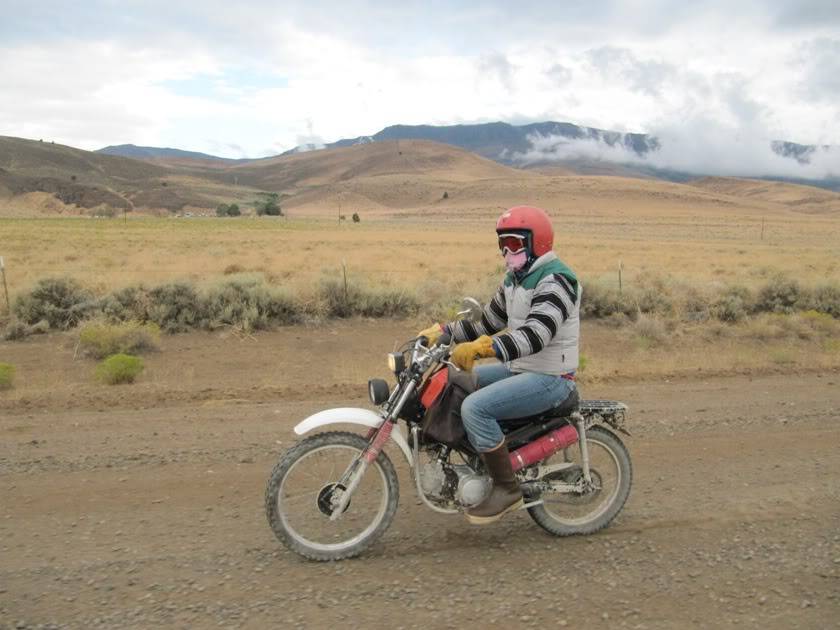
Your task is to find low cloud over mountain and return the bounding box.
[511,119,840,183]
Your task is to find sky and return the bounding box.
[1,0,839,178]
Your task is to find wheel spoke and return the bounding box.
[527,428,630,532]
[266,433,398,561]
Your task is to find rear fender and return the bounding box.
[293,407,414,467]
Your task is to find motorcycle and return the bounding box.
[265,300,633,561]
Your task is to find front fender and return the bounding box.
[293,407,413,468]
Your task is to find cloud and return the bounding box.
[773,0,840,29]
[511,116,840,181]
[546,63,572,85]
[477,52,517,90]
[0,1,838,160]
[796,38,840,101]
[585,46,677,98]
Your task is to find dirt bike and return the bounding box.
[265,301,633,561]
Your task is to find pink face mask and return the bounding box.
[504,250,528,272]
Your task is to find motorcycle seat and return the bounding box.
[501,388,580,429]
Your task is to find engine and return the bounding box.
[419,458,492,507]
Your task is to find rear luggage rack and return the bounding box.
[578,400,630,435]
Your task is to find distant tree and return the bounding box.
[339,214,346,222]
[216,204,229,217]
[352,212,360,223]
[161,181,168,187]
[226,203,241,217]
[70,175,77,182]
[442,191,449,199]
[255,192,282,216]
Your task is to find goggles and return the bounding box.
[497,233,528,255]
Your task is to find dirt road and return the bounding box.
[2,372,839,629]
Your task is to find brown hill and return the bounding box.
[227,140,523,189]
[2,134,839,218]
[690,176,840,214]
[0,136,264,215]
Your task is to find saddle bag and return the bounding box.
[420,366,476,448]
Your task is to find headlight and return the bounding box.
[368,379,390,405]
[387,352,405,374]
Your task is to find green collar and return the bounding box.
[504,253,578,291]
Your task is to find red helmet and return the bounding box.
[496,206,554,256]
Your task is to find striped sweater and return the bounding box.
[450,252,581,376]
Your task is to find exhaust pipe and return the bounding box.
[509,424,578,472]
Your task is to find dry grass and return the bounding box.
[1,207,838,304]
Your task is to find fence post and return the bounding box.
[342,260,348,307]
[1,256,10,314]
[618,259,623,295]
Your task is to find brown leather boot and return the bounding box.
[465,439,524,525]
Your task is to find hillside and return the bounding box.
[2,134,839,218]
[97,144,242,165]
[229,140,523,188]
[690,177,840,214]
[0,136,265,215]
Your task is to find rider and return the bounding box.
[419,205,581,525]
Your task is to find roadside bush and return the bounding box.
[204,275,302,331]
[100,285,152,322]
[78,320,160,359]
[580,282,635,319]
[4,319,50,341]
[95,353,144,385]
[713,286,752,323]
[0,363,15,389]
[754,277,807,314]
[807,284,840,318]
[13,277,95,329]
[680,286,713,322]
[320,278,420,318]
[147,283,204,333]
[632,314,669,347]
[633,277,675,316]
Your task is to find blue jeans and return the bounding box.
[460,363,576,452]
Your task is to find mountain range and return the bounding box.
[3,131,839,218]
[96,121,839,191]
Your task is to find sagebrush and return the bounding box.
[96,354,144,385]
[9,273,840,338]
[78,320,161,359]
[13,277,94,329]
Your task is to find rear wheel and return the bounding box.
[265,431,399,561]
[527,425,632,536]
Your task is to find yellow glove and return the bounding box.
[450,335,496,371]
[417,323,444,346]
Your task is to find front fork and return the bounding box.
[329,379,418,520]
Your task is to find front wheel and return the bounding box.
[265,431,399,561]
[527,425,632,536]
